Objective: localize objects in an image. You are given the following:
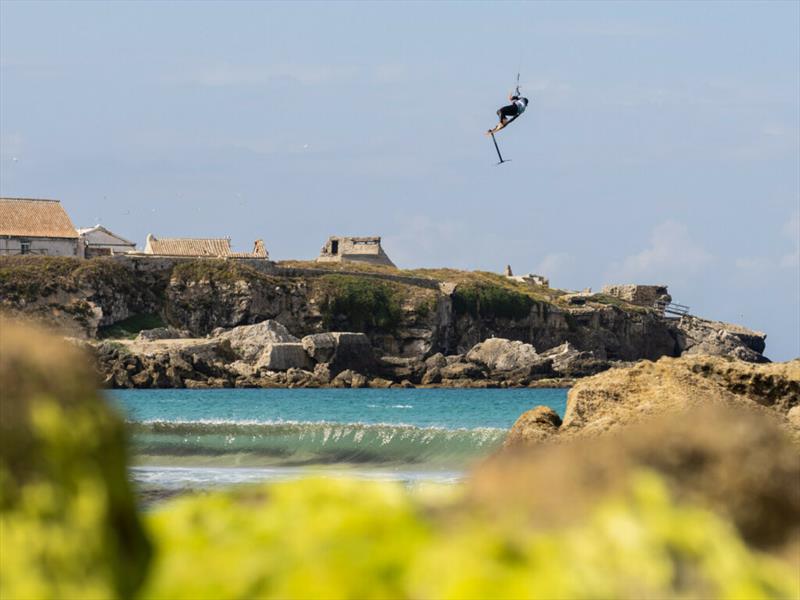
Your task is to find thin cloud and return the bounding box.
[606,220,714,284]
[175,63,360,87]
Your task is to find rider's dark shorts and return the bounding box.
[498,104,519,118]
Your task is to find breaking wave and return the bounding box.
[129,420,506,468]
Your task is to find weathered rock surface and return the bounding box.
[213,320,298,362]
[675,317,768,363]
[466,338,539,372]
[560,355,799,437]
[255,342,312,371]
[301,332,375,375]
[601,284,671,306]
[539,342,610,377]
[504,406,562,448]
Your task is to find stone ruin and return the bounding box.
[316,236,395,267]
[601,284,671,307]
[504,265,549,287]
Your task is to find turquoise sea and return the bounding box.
[111,388,567,489]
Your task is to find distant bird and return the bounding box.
[11,156,18,162]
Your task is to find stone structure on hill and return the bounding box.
[601,284,671,307]
[503,264,549,287]
[143,234,268,259]
[316,236,395,267]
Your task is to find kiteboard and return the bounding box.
[486,114,520,136]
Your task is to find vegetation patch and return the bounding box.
[453,282,535,320]
[0,256,82,302]
[318,275,403,332]
[98,313,166,339]
[171,260,278,286]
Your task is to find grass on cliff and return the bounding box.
[0,256,83,302]
[0,256,145,305]
[317,274,404,332]
[170,260,282,285]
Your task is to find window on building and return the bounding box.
[20,240,31,255]
[331,240,339,255]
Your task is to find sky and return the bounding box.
[1,1,798,360]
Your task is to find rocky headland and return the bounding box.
[0,255,771,388]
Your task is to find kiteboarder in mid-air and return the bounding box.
[488,88,529,135]
[486,74,529,164]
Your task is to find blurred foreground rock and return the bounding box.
[0,318,150,599]
[494,406,800,552]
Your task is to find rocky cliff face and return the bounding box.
[1,256,770,374]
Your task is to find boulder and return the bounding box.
[301,332,375,374]
[331,369,368,389]
[539,342,609,377]
[421,367,442,386]
[675,317,768,363]
[466,338,539,372]
[285,368,315,388]
[424,352,448,370]
[256,343,313,372]
[368,377,394,389]
[312,363,332,384]
[439,361,485,380]
[561,355,800,437]
[213,320,298,362]
[504,406,562,447]
[379,356,426,383]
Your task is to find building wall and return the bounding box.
[79,230,136,253]
[317,236,395,267]
[0,236,80,257]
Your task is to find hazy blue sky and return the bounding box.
[1,1,798,359]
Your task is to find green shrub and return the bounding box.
[0,319,150,600]
[319,275,403,332]
[171,260,274,286]
[140,473,798,600]
[0,256,82,302]
[453,282,534,320]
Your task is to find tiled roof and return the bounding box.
[146,236,233,257]
[0,198,79,238]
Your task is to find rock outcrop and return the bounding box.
[504,355,799,465]
[674,317,768,363]
[482,405,800,552]
[560,355,799,437]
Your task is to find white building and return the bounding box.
[0,198,80,257]
[77,225,136,257]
